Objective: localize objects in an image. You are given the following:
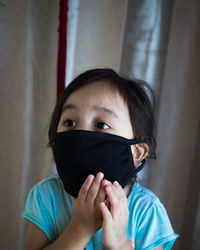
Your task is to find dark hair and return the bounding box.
[48,68,156,159]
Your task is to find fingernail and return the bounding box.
[113,181,119,186]
[100,202,105,208]
[102,179,107,187]
[97,172,104,179]
[88,175,94,181]
[107,186,112,192]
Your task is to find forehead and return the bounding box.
[63,81,127,109]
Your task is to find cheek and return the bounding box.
[116,119,134,139]
[113,102,134,139]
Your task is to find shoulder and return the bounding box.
[128,183,179,249]
[31,176,68,197]
[128,182,160,210]
[33,176,63,190]
[128,182,169,230]
[23,176,72,242]
[25,176,71,209]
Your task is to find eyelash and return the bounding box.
[62,119,110,130]
[63,119,77,128]
[95,121,110,130]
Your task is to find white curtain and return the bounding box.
[120,0,200,249]
[120,0,174,186]
[149,0,200,248]
[0,1,58,249]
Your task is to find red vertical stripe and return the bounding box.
[57,0,68,99]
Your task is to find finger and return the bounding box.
[105,185,120,218]
[111,181,129,219]
[113,181,128,203]
[77,174,94,202]
[95,179,107,207]
[105,196,111,210]
[99,202,112,223]
[86,172,104,203]
[113,181,125,196]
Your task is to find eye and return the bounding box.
[63,119,77,128]
[96,122,110,130]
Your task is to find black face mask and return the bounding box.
[53,130,145,198]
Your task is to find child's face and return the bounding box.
[57,81,134,139]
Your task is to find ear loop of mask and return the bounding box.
[129,139,146,175]
[134,159,146,175]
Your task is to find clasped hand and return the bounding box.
[69,173,130,250]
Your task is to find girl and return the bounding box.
[23,68,178,250]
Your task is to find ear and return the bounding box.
[131,143,149,166]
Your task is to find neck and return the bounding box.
[124,180,134,197]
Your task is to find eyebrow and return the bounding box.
[92,105,118,118]
[62,104,118,118]
[62,104,77,112]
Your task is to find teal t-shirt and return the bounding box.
[22,176,178,249]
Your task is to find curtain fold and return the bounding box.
[151,0,200,249]
[66,0,80,85]
[120,0,174,187]
[19,1,59,248]
[120,0,200,249]
[120,0,174,101]
[0,1,58,249]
